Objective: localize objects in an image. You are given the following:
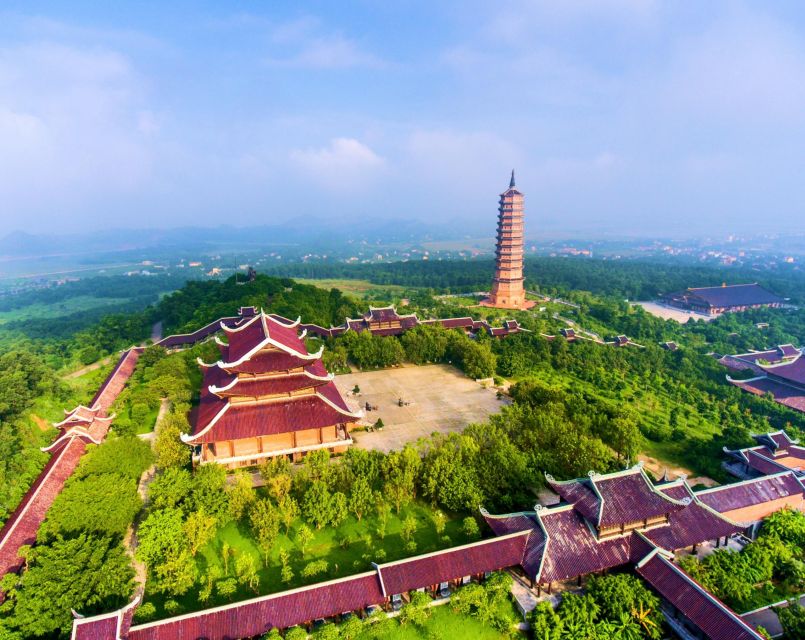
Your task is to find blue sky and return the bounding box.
[1,1,804,236]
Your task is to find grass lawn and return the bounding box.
[356,604,516,639]
[143,500,477,619]
[296,278,408,300]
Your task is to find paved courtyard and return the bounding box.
[633,301,715,323]
[334,364,507,452]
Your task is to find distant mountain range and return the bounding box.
[0,218,487,258]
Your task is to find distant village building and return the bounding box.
[481,171,535,310]
[183,311,362,468]
[660,283,785,315]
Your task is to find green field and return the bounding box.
[355,603,516,639]
[0,295,133,325]
[296,278,408,300]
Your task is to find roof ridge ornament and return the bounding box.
[509,169,515,189]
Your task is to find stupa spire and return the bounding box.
[509,169,516,189]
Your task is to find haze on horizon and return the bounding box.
[1,1,804,238]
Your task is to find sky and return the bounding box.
[1,1,804,237]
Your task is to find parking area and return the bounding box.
[334,364,507,453]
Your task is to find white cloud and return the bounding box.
[290,138,385,190]
[0,41,154,225]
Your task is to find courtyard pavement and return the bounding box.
[334,364,507,453]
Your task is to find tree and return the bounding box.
[586,574,662,639]
[279,547,294,584]
[398,591,432,627]
[302,481,333,529]
[349,475,373,521]
[297,524,314,555]
[401,515,418,545]
[777,601,805,639]
[432,510,447,535]
[267,473,292,503]
[250,499,281,566]
[136,508,197,596]
[76,436,154,481]
[329,491,348,527]
[38,473,142,541]
[154,411,191,469]
[462,516,480,540]
[191,463,230,523]
[148,467,193,511]
[8,534,134,638]
[215,578,237,601]
[184,509,217,556]
[529,601,564,640]
[235,553,260,593]
[278,495,299,534]
[314,622,340,640]
[228,471,256,521]
[301,559,328,578]
[285,627,308,640]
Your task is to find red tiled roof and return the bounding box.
[664,284,785,310]
[72,615,118,640]
[696,472,804,514]
[761,356,805,386]
[211,374,329,398]
[221,312,312,363]
[219,351,312,374]
[729,377,805,412]
[745,449,790,476]
[548,467,683,528]
[127,573,384,640]
[536,507,632,583]
[377,532,529,596]
[636,552,765,640]
[186,395,354,444]
[647,483,741,549]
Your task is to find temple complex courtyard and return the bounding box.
[334,364,507,452]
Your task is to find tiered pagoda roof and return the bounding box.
[183,311,361,447]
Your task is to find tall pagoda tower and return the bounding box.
[482,171,535,310]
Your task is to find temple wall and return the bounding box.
[263,432,295,451]
[296,428,321,447]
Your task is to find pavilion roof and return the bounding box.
[695,471,804,515]
[210,375,330,398]
[666,283,785,309]
[758,354,805,386]
[546,464,685,528]
[185,383,361,444]
[53,405,99,428]
[534,506,633,583]
[728,376,805,413]
[753,429,799,451]
[201,311,321,371]
[636,551,765,640]
[647,482,742,549]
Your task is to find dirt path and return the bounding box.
[639,454,717,487]
[63,355,113,380]
[30,414,51,432]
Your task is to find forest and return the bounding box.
[0,260,803,637]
